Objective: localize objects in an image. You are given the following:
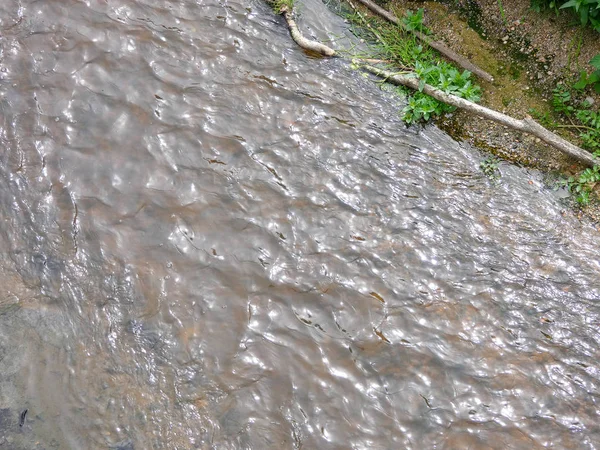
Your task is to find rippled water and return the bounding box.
[1,0,600,448]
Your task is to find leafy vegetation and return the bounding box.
[271,0,294,13]
[401,9,429,33]
[526,0,600,207]
[561,166,600,205]
[480,156,501,179]
[532,84,600,205]
[573,54,600,94]
[549,85,600,153]
[529,0,600,99]
[403,62,481,123]
[347,8,481,123]
[531,0,600,32]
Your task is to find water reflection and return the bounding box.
[0,0,599,448]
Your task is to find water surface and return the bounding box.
[1,0,600,448]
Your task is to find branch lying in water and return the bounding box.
[351,0,494,83]
[280,6,336,56]
[359,63,598,167]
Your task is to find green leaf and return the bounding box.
[590,54,600,70]
[581,5,590,24]
[573,72,589,90]
[560,0,580,10]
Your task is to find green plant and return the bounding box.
[530,0,600,32]
[551,84,575,115]
[575,109,600,152]
[480,156,501,179]
[531,0,560,12]
[395,9,481,123]
[559,0,600,30]
[573,54,600,93]
[346,8,482,124]
[401,62,481,123]
[272,0,294,13]
[550,85,600,153]
[534,82,600,206]
[401,9,429,34]
[550,86,600,205]
[564,164,600,205]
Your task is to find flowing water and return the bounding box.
[1,0,600,448]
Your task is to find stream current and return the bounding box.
[1,0,600,448]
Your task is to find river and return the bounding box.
[1,0,600,448]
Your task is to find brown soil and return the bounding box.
[385,0,600,222]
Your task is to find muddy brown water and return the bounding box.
[1,0,600,448]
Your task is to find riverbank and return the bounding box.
[355,0,600,222]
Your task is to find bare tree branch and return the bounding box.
[281,7,336,56]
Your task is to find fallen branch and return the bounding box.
[352,0,494,83]
[359,63,597,167]
[280,6,336,56]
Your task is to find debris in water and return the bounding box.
[19,409,27,427]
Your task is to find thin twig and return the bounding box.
[555,124,597,132]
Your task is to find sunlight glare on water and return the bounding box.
[0,0,599,448]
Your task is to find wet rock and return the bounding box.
[110,441,134,450]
